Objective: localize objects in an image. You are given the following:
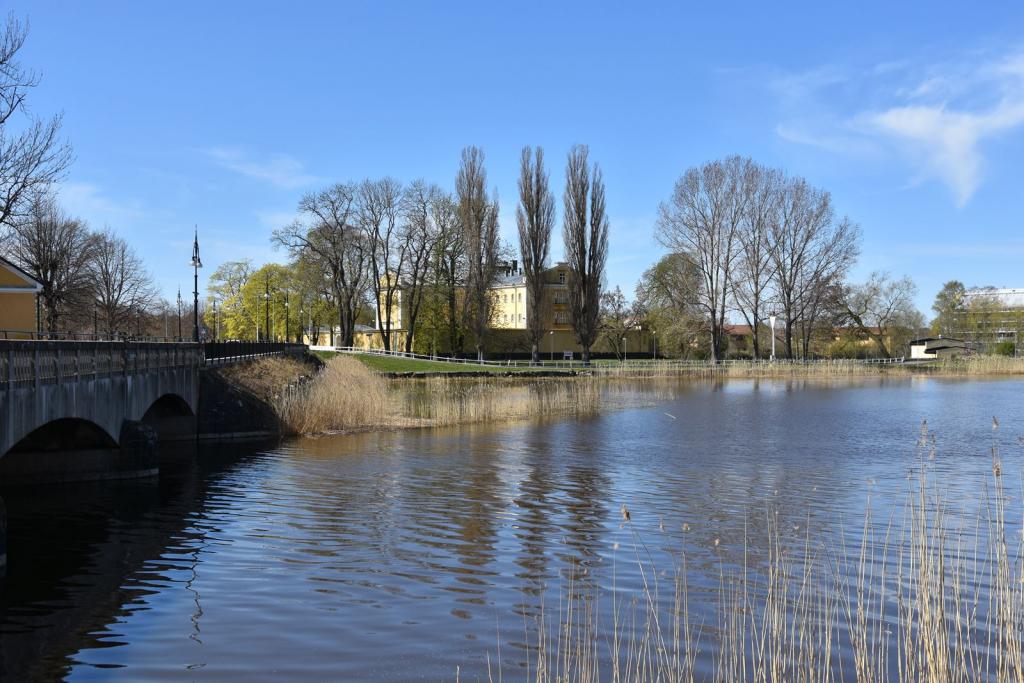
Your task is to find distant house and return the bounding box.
[0,256,40,338]
[908,336,971,360]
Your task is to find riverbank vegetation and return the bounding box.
[479,440,1023,681]
[227,355,601,435]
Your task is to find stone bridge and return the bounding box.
[0,341,306,482]
[0,341,203,459]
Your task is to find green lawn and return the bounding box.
[315,351,568,374]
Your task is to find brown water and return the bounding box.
[0,377,1021,681]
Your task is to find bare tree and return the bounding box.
[457,146,501,362]
[3,193,94,334]
[399,180,440,353]
[655,156,746,361]
[0,16,72,229]
[273,183,368,346]
[841,272,921,357]
[516,146,555,365]
[358,178,405,351]
[429,192,466,355]
[769,177,859,358]
[734,162,780,359]
[562,145,610,365]
[91,228,156,336]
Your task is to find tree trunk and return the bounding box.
[531,342,539,366]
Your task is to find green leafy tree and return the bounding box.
[930,280,965,336]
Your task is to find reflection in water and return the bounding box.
[0,377,1020,681]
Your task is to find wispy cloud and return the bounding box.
[205,147,316,189]
[770,48,1024,207]
[58,181,144,223]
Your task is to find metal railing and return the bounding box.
[203,341,307,366]
[0,340,203,387]
[0,340,311,386]
[328,346,912,370]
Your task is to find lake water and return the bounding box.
[0,377,1021,681]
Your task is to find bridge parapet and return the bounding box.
[1,341,202,387]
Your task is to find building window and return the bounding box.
[559,271,566,284]
[519,292,523,302]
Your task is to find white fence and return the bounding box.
[319,346,911,370]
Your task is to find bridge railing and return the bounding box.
[0,341,203,387]
[202,341,307,366]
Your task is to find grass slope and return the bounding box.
[314,351,548,374]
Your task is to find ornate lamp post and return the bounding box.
[264,274,271,343]
[549,329,554,363]
[191,227,203,342]
[652,330,657,360]
[622,336,627,362]
[284,292,290,344]
[176,287,183,341]
[769,313,777,361]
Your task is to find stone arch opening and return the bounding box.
[141,393,195,442]
[6,418,118,455]
[142,394,194,421]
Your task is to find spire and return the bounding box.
[191,225,202,269]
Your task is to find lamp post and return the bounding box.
[549,329,554,363]
[284,292,290,344]
[191,227,202,342]
[176,287,183,341]
[652,330,657,360]
[769,313,777,361]
[212,298,219,341]
[623,336,627,362]
[264,274,271,343]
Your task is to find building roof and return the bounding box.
[963,288,1024,309]
[0,256,42,292]
[909,336,965,345]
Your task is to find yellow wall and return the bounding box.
[0,291,36,337]
[492,285,527,329]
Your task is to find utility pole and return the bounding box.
[191,226,203,343]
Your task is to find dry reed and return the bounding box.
[268,356,604,434]
[591,355,1024,379]
[481,428,1024,682]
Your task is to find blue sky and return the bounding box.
[10,1,1024,316]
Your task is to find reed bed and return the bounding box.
[266,356,605,434]
[590,355,1024,379]
[478,426,1024,682]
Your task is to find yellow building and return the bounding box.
[326,261,642,358]
[0,256,40,339]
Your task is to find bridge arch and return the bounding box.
[6,417,119,454]
[140,392,197,442]
[142,393,195,420]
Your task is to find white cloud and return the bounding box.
[772,48,1024,207]
[205,147,316,189]
[860,100,1024,207]
[58,181,144,223]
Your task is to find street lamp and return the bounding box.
[191,227,202,343]
[284,292,290,344]
[769,312,777,361]
[264,274,271,343]
[623,336,627,362]
[549,329,554,363]
[212,298,219,341]
[652,330,657,360]
[176,287,183,341]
